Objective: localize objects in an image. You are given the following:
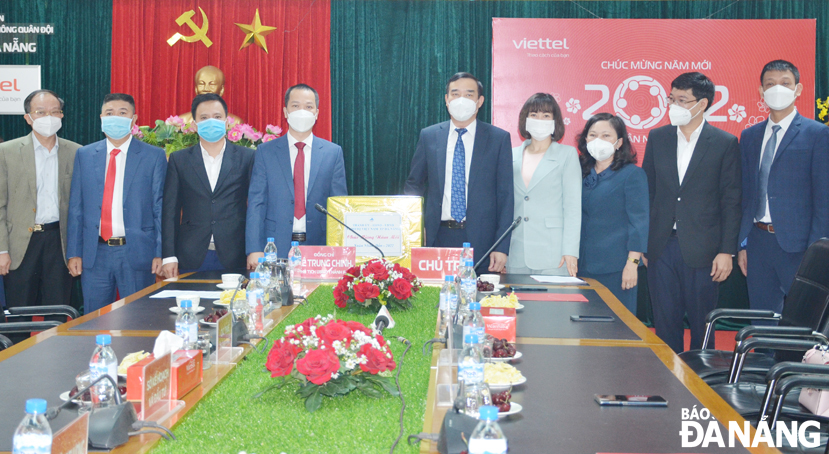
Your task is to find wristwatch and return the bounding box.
[627,257,640,265]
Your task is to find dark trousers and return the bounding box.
[3,229,72,308]
[81,243,155,314]
[746,225,804,316]
[434,225,488,276]
[648,236,719,353]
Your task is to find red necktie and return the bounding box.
[100,148,121,241]
[294,142,306,219]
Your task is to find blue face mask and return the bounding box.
[101,115,133,140]
[196,118,227,143]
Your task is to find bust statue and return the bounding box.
[179,65,243,125]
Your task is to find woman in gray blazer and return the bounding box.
[508,93,582,276]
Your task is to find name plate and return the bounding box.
[52,411,88,454]
[216,311,233,363]
[142,353,171,419]
[298,246,356,280]
[411,247,464,281]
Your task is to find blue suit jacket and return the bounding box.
[245,134,348,258]
[739,112,829,253]
[66,138,167,271]
[579,164,649,275]
[403,120,514,266]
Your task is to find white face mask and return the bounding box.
[286,109,317,133]
[30,115,62,137]
[668,101,701,126]
[525,117,555,141]
[763,85,797,111]
[586,138,617,162]
[447,97,478,122]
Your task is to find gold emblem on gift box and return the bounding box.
[167,7,213,48]
[235,9,277,53]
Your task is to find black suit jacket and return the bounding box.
[162,142,255,270]
[403,120,514,264]
[642,122,741,268]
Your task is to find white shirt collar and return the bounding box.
[106,135,132,154]
[768,107,797,130]
[200,139,227,161]
[31,134,59,154]
[450,119,477,136]
[677,118,705,141]
[288,131,314,150]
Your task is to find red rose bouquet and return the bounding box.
[256,315,399,412]
[333,259,422,314]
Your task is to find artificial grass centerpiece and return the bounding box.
[152,284,439,454]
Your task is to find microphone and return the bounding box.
[374,314,390,334]
[473,216,522,270]
[315,203,385,259]
[228,275,250,346]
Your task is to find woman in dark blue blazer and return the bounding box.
[577,113,649,314]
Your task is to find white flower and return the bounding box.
[757,100,769,113]
[563,118,571,125]
[728,104,746,122]
[566,98,581,113]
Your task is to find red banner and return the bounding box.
[111,0,331,138]
[492,19,816,151]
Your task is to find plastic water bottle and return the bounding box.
[468,405,508,454]
[89,334,118,408]
[264,237,278,264]
[462,241,474,263]
[175,300,198,348]
[288,241,303,294]
[12,399,51,454]
[255,257,272,282]
[439,276,459,337]
[247,272,265,335]
[457,259,478,320]
[457,334,484,384]
[456,334,491,417]
[462,301,486,347]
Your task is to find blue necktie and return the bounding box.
[451,128,468,221]
[756,125,781,220]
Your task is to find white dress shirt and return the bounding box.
[674,119,705,229]
[100,136,130,238]
[441,119,476,221]
[162,141,226,265]
[756,108,797,223]
[31,135,60,224]
[288,132,313,233]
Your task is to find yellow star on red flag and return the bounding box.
[235,9,277,53]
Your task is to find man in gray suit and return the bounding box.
[0,89,80,308]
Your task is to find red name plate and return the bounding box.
[142,353,172,418]
[298,246,356,280]
[171,350,203,399]
[411,247,464,281]
[52,411,89,454]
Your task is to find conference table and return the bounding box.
[0,272,783,453]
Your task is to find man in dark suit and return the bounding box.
[246,84,347,266]
[642,72,741,353]
[737,60,829,316]
[0,90,79,308]
[404,72,514,274]
[161,94,254,277]
[67,93,167,314]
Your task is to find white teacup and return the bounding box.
[176,295,201,309]
[480,274,501,286]
[221,273,243,286]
